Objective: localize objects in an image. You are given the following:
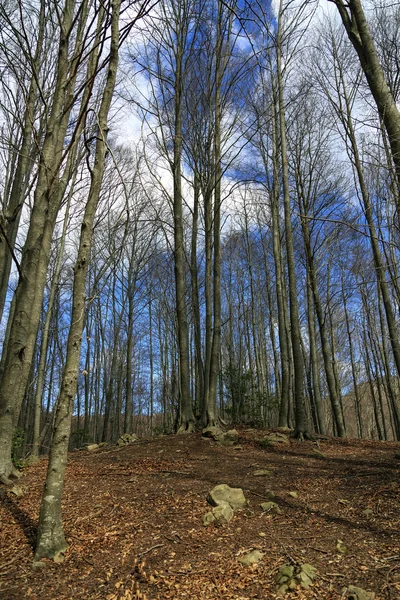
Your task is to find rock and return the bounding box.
[86,444,99,452]
[32,561,47,571]
[10,485,24,497]
[276,584,289,596]
[207,484,247,509]
[202,426,224,440]
[277,565,294,582]
[260,501,282,514]
[336,539,348,554]
[212,501,234,525]
[203,502,233,527]
[225,429,239,442]
[301,564,317,580]
[288,491,298,498]
[202,512,216,526]
[265,490,276,499]
[344,586,375,600]
[116,433,138,446]
[253,469,272,477]
[362,508,374,517]
[276,563,317,594]
[202,427,240,445]
[238,550,264,566]
[262,433,290,446]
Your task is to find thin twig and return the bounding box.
[137,544,164,559]
[0,557,18,571]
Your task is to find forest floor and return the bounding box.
[1,429,400,600]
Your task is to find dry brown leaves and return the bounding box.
[1,432,400,599]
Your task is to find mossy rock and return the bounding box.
[276,563,317,594]
[238,550,264,566]
[345,585,375,600]
[207,484,247,509]
[260,501,282,514]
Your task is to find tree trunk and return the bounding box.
[35,0,121,560]
[329,0,400,204]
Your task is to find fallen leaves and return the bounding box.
[1,432,400,599]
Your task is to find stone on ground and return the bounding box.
[345,586,375,600]
[253,469,272,477]
[202,427,239,445]
[202,501,234,526]
[212,501,234,525]
[86,443,99,452]
[238,550,264,566]
[207,484,247,509]
[116,433,138,446]
[336,539,348,554]
[10,485,24,497]
[260,501,282,514]
[276,563,317,595]
[262,433,290,446]
[224,429,239,442]
[202,512,216,526]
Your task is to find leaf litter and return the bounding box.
[0,430,400,599]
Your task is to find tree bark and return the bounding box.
[35,0,121,560]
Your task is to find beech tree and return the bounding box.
[329,0,400,205]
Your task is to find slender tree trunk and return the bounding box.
[0,0,46,323]
[35,0,121,561]
[30,196,71,460]
[329,0,400,203]
[0,0,82,484]
[276,0,307,436]
[174,10,194,433]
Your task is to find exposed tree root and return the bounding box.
[0,474,13,486]
[0,469,22,486]
[177,421,195,434]
[292,430,314,441]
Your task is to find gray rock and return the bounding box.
[301,564,317,580]
[86,443,99,451]
[253,469,272,477]
[10,485,24,497]
[212,501,234,525]
[238,550,264,566]
[345,586,375,600]
[202,426,224,440]
[260,501,282,514]
[202,511,216,526]
[202,502,234,527]
[277,565,294,583]
[207,484,247,509]
[225,429,239,442]
[116,433,138,446]
[262,433,290,445]
[336,539,348,554]
[276,563,317,594]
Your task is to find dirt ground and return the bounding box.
[1,429,400,600]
